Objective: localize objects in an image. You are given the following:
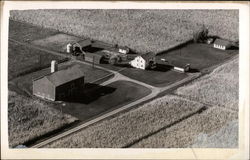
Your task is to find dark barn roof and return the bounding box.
[170,60,190,68]
[91,40,113,49]
[141,52,155,62]
[75,39,92,48]
[214,39,231,47]
[46,65,84,87]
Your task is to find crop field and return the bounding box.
[131,107,237,148]
[176,57,238,111]
[10,61,112,95]
[52,80,151,121]
[9,20,59,43]
[31,33,82,53]
[10,10,238,53]
[8,90,77,148]
[45,95,204,148]
[8,42,67,80]
[120,67,188,87]
[156,43,238,71]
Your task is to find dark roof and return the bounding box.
[75,39,92,48]
[141,52,155,61]
[170,60,190,68]
[85,52,104,58]
[46,65,84,87]
[91,40,113,49]
[214,39,231,47]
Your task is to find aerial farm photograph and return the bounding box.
[8,9,239,148]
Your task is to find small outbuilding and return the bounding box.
[84,52,103,64]
[130,52,155,70]
[67,39,92,53]
[170,60,190,73]
[213,39,231,50]
[33,64,85,101]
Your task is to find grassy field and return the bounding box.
[31,33,82,52]
[176,57,239,111]
[8,90,77,147]
[131,107,237,148]
[10,10,238,53]
[45,95,204,148]
[8,42,67,80]
[120,68,188,87]
[191,120,238,148]
[9,20,59,42]
[156,43,238,71]
[52,80,151,121]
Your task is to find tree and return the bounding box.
[193,25,209,43]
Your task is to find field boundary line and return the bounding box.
[171,93,238,113]
[123,105,207,148]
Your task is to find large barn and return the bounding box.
[33,64,85,101]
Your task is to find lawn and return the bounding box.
[31,33,82,53]
[156,43,238,71]
[131,107,237,148]
[10,10,238,54]
[8,90,77,148]
[176,57,239,111]
[52,80,151,121]
[8,41,67,80]
[45,95,204,148]
[120,67,188,87]
[9,19,59,43]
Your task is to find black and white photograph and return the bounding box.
[1,1,249,160]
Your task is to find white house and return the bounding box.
[118,46,130,54]
[130,52,155,70]
[213,39,231,50]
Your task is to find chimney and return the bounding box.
[51,60,58,73]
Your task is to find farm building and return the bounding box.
[33,63,85,101]
[67,39,92,53]
[130,52,155,70]
[84,52,104,64]
[91,40,113,50]
[170,60,190,73]
[213,39,231,50]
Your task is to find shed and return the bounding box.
[72,39,92,53]
[33,65,85,101]
[213,39,231,50]
[170,60,190,73]
[84,52,103,64]
[91,40,113,50]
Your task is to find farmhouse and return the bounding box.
[213,39,231,50]
[130,52,155,70]
[33,62,85,101]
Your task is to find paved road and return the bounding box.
[9,38,200,148]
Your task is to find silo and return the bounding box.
[66,43,73,53]
[51,60,58,73]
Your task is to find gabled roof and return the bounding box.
[141,52,155,62]
[46,65,84,87]
[170,60,190,68]
[214,39,231,47]
[91,40,113,49]
[75,39,92,48]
